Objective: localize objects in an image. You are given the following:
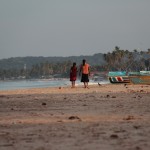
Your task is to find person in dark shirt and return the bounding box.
[70,62,78,88]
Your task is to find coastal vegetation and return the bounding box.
[0,47,149,80]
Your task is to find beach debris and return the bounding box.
[135,146,142,150]
[83,104,87,106]
[124,83,128,88]
[98,82,102,86]
[123,115,134,120]
[57,120,63,123]
[42,102,46,106]
[133,125,141,129]
[106,94,110,98]
[59,87,62,89]
[110,134,119,139]
[12,121,17,125]
[68,116,81,120]
[112,96,116,98]
[140,90,144,93]
[129,90,136,93]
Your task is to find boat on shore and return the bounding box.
[128,71,150,84]
[108,71,150,84]
[108,71,130,84]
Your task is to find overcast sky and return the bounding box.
[0,0,150,59]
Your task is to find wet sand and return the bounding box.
[0,84,150,150]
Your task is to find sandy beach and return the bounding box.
[0,84,150,150]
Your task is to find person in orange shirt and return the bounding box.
[79,59,90,88]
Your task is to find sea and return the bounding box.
[0,78,110,91]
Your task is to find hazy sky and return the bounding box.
[0,0,150,59]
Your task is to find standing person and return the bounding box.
[79,59,90,88]
[70,62,78,88]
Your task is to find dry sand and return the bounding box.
[0,84,150,150]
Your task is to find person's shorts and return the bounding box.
[81,74,89,82]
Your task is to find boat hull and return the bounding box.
[129,76,150,84]
[108,76,130,84]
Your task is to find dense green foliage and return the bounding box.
[0,48,149,80]
[104,47,150,71]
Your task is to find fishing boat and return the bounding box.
[128,71,150,84]
[108,71,130,84]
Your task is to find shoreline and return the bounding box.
[0,78,109,91]
[0,84,149,95]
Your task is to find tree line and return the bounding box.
[0,48,149,80]
[0,60,106,80]
[104,47,150,71]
